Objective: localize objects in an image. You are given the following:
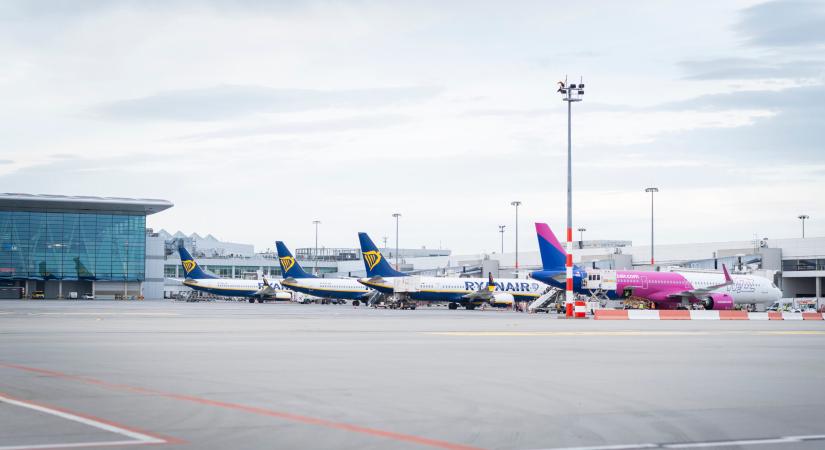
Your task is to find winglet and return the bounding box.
[722,264,732,283]
[487,272,495,292]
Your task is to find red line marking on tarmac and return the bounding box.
[0,363,484,450]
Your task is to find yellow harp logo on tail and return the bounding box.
[363,251,382,271]
[182,260,196,274]
[280,256,296,273]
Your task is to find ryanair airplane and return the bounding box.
[276,242,372,305]
[178,246,292,303]
[356,232,549,309]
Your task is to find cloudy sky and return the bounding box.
[1,0,823,253]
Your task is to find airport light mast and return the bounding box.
[313,220,321,276]
[558,78,584,309]
[578,227,586,249]
[511,201,521,275]
[392,213,401,270]
[645,187,658,266]
[799,214,810,238]
[498,225,505,254]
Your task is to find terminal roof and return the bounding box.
[0,193,173,215]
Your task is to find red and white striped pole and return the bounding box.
[559,80,583,316]
[566,226,574,317]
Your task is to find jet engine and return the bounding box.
[703,293,734,310]
[490,292,515,306]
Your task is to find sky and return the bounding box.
[1,0,823,254]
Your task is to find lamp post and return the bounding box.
[313,220,321,275]
[558,78,584,308]
[510,201,521,275]
[578,227,586,249]
[392,213,401,270]
[498,225,505,254]
[382,236,388,251]
[798,214,809,238]
[645,187,658,265]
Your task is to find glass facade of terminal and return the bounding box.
[783,259,825,271]
[0,211,145,281]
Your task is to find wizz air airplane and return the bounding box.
[356,232,549,309]
[529,223,782,309]
[177,246,292,303]
[276,241,373,305]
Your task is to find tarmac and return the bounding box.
[1,300,824,450]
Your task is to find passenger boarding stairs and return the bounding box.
[528,287,564,312]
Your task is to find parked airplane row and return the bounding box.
[176,225,782,310]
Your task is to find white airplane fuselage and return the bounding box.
[183,278,291,300]
[281,277,371,300]
[359,276,548,305]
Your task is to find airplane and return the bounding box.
[529,223,782,310]
[356,232,549,309]
[177,246,292,303]
[275,241,374,306]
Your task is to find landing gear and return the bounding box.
[248,298,255,303]
[352,300,360,307]
[465,304,476,310]
[448,302,458,310]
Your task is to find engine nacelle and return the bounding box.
[490,292,515,306]
[703,293,734,310]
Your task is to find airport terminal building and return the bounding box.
[0,193,173,299]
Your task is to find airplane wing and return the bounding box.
[665,265,733,300]
[360,276,395,290]
[462,272,496,301]
[253,277,277,297]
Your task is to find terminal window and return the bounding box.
[0,211,146,281]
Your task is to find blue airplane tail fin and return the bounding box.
[535,223,568,271]
[177,246,218,279]
[358,232,407,278]
[276,241,316,279]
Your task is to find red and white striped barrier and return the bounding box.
[574,300,586,318]
[593,310,825,321]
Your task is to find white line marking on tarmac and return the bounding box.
[0,393,167,450]
[0,440,151,450]
[526,433,825,450]
[529,445,659,450]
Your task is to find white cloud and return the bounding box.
[0,0,823,252]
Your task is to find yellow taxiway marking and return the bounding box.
[427,330,825,337]
[28,312,181,317]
